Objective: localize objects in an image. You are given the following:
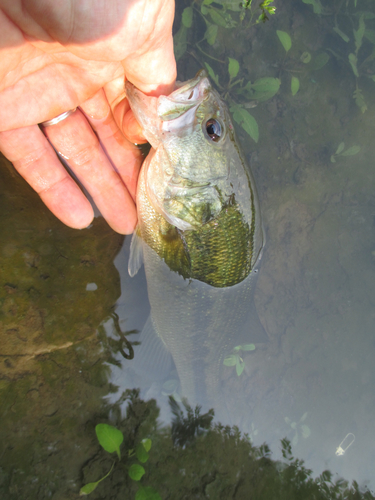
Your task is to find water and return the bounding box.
[1,0,375,498]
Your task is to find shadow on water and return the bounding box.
[1,0,375,497]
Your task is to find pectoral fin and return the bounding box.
[128,226,144,277]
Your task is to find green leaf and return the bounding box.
[364,29,375,45]
[228,57,240,79]
[208,7,230,27]
[129,464,145,481]
[276,30,292,53]
[80,463,114,496]
[233,345,242,351]
[182,7,193,28]
[341,145,361,156]
[230,104,259,142]
[302,0,322,14]
[353,87,367,113]
[330,155,336,163]
[291,76,300,96]
[300,51,311,64]
[136,443,149,463]
[224,354,237,366]
[311,52,329,70]
[241,344,256,351]
[236,360,245,376]
[95,424,123,460]
[354,14,365,53]
[348,53,359,77]
[247,77,280,101]
[80,482,100,496]
[204,62,220,86]
[142,439,152,452]
[335,142,345,155]
[204,24,218,45]
[173,25,187,61]
[333,26,350,43]
[136,486,162,500]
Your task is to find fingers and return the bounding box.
[0,125,94,229]
[80,89,144,201]
[42,107,139,234]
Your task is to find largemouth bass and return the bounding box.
[125,70,266,415]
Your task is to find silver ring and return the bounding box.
[41,108,77,127]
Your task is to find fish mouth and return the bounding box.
[158,70,211,121]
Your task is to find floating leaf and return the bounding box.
[224,354,237,366]
[95,424,123,460]
[300,51,311,63]
[291,422,297,430]
[173,25,187,61]
[276,30,292,53]
[228,57,240,79]
[230,103,259,142]
[236,360,245,376]
[129,464,145,481]
[301,424,311,438]
[241,344,256,351]
[340,145,361,156]
[311,52,329,70]
[330,155,336,163]
[291,76,300,95]
[204,62,220,86]
[348,53,359,77]
[204,24,218,45]
[136,486,162,500]
[300,412,308,422]
[136,443,149,463]
[333,26,350,43]
[182,7,193,28]
[80,463,114,496]
[161,379,179,396]
[233,345,242,351]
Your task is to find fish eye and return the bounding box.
[205,118,223,142]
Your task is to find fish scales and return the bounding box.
[126,70,266,414]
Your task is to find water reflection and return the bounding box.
[2,0,375,496]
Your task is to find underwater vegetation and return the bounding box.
[173,0,374,152]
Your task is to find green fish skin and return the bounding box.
[126,70,266,415]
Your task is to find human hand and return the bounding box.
[0,0,176,234]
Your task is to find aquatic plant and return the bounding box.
[80,424,160,499]
[302,0,375,113]
[174,0,278,142]
[223,343,256,376]
[284,412,311,447]
[330,142,361,162]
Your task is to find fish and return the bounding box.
[125,70,266,415]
